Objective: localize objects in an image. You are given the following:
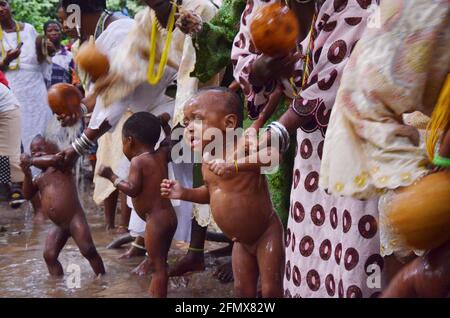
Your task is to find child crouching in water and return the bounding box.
[161,88,285,298]
[98,112,177,298]
[20,135,105,276]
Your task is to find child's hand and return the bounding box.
[19,153,32,172]
[207,159,237,178]
[98,165,114,180]
[160,179,183,199]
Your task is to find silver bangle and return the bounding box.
[80,103,88,116]
[113,178,123,187]
[81,133,96,148]
[268,122,290,153]
[71,141,84,156]
[272,121,290,148]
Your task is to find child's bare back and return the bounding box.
[99,112,177,298]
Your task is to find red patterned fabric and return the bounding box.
[0,71,9,88]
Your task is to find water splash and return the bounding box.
[44,115,85,192]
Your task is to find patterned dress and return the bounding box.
[232,0,382,297]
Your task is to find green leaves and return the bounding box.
[9,0,144,34]
[10,0,60,33]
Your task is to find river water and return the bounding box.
[0,183,233,298]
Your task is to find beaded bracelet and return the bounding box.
[432,154,450,168]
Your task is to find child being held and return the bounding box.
[20,135,105,277]
[161,88,284,298]
[98,112,177,298]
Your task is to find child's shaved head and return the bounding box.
[194,87,244,126]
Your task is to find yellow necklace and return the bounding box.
[147,3,177,85]
[0,22,21,71]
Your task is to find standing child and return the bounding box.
[98,112,177,298]
[20,135,105,276]
[161,88,284,298]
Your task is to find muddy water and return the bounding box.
[0,184,233,298]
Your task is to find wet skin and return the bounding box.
[99,117,177,298]
[162,91,285,298]
[20,138,105,276]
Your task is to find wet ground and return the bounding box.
[0,182,233,298]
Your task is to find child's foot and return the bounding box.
[113,225,129,235]
[213,262,233,283]
[131,257,153,276]
[8,185,26,209]
[169,251,205,277]
[119,245,146,259]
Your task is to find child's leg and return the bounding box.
[43,226,70,276]
[103,190,118,230]
[145,215,177,298]
[118,192,131,233]
[232,242,259,297]
[256,216,285,298]
[169,219,206,276]
[382,240,450,298]
[70,211,106,275]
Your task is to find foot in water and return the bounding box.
[119,245,146,259]
[213,262,233,283]
[169,251,205,277]
[132,257,153,276]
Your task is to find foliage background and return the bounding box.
[10,0,143,33]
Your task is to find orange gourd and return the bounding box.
[47,83,83,116]
[75,37,110,81]
[250,3,300,57]
[388,171,450,250]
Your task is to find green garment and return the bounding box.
[191,0,246,83]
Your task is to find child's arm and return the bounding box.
[98,161,143,198]
[20,154,38,200]
[161,179,210,204]
[205,147,281,177]
[30,154,64,170]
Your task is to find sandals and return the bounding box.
[8,184,25,209]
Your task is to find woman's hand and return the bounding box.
[57,112,80,127]
[57,146,79,169]
[249,52,302,87]
[4,47,22,65]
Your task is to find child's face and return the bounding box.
[30,139,58,157]
[183,93,237,152]
[122,135,133,161]
[45,23,62,44]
